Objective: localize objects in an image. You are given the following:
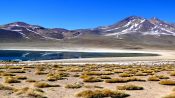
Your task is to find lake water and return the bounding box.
[0,50,159,61]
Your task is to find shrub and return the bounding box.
[84,71,113,76]
[163,92,175,98]
[105,78,128,83]
[47,74,64,81]
[65,83,82,89]
[15,87,46,98]
[119,73,132,77]
[4,76,20,83]
[83,77,103,82]
[0,72,15,76]
[0,84,14,90]
[84,85,103,89]
[9,70,25,73]
[100,76,111,79]
[26,79,37,83]
[76,89,130,98]
[170,71,175,76]
[72,74,80,77]
[80,75,89,79]
[148,76,160,81]
[113,70,123,73]
[127,77,146,82]
[56,72,69,77]
[35,71,48,75]
[117,84,144,90]
[15,76,27,80]
[159,80,175,85]
[8,66,22,69]
[142,70,154,73]
[156,75,169,79]
[135,72,148,76]
[34,82,60,88]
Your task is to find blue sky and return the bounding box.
[0,0,174,29]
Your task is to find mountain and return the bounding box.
[1,16,175,49]
[0,22,81,41]
[97,16,175,37]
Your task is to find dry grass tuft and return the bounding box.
[148,76,160,81]
[0,72,16,76]
[15,76,27,80]
[26,79,37,83]
[15,87,47,98]
[117,84,144,90]
[159,80,175,85]
[156,75,169,79]
[34,82,60,88]
[4,76,21,83]
[8,66,22,69]
[127,77,146,82]
[119,73,132,77]
[35,71,48,75]
[100,76,111,79]
[65,83,83,89]
[170,71,175,76]
[76,89,130,98]
[84,85,103,89]
[9,70,25,73]
[83,76,103,82]
[135,72,148,76]
[0,84,14,90]
[163,92,175,98]
[105,78,128,83]
[47,73,64,81]
[83,71,113,76]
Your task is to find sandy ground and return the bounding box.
[0,48,175,98]
[0,64,175,98]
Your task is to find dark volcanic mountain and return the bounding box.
[0,16,175,48]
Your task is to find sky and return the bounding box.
[0,0,174,30]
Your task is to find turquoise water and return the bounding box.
[0,50,159,61]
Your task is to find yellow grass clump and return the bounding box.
[34,82,60,88]
[117,84,144,90]
[119,73,132,77]
[4,76,21,83]
[100,76,111,79]
[76,89,130,98]
[47,73,64,81]
[65,83,83,89]
[83,76,103,82]
[148,76,160,81]
[105,78,128,83]
[159,80,175,85]
[0,84,14,90]
[15,87,47,98]
[26,79,37,83]
[163,92,175,98]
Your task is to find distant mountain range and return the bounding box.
[1,16,175,48]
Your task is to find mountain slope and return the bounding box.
[0,16,175,49]
[0,22,81,41]
[97,16,175,37]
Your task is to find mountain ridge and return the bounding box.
[0,16,175,48]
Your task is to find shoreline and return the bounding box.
[0,48,175,64]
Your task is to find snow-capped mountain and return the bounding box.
[97,16,175,37]
[0,22,81,41]
[0,16,175,45]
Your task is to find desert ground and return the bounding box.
[0,63,175,98]
[0,43,175,98]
